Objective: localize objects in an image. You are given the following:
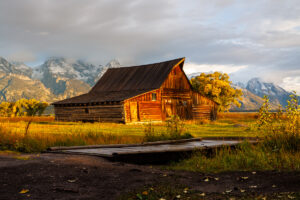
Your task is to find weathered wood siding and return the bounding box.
[54,104,124,123]
[124,89,162,123]
[160,64,193,120]
[192,92,218,120]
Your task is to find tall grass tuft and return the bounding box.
[143,116,193,142]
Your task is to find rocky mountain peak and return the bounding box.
[32,57,105,86]
[0,57,32,77]
[233,81,246,89]
[94,59,121,82]
[246,77,292,106]
[105,59,121,68]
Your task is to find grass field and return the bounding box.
[0,113,260,152]
[0,112,299,175]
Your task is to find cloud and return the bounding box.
[7,51,36,63]
[0,0,299,92]
[280,76,300,93]
[184,62,247,74]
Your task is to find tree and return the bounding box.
[23,99,48,116]
[12,99,28,116]
[0,99,48,117]
[190,72,243,112]
[0,102,14,117]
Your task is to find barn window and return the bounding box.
[152,93,157,101]
[85,108,89,114]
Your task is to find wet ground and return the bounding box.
[0,153,300,200]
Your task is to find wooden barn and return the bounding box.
[52,58,218,123]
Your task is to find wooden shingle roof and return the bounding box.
[53,57,185,105]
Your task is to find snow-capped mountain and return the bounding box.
[32,57,121,95]
[234,82,246,89]
[230,86,278,111]
[33,57,121,85]
[0,57,56,102]
[33,57,102,86]
[0,56,121,102]
[94,59,121,82]
[0,57,32,77]
[246,78,292,107]
[0,56,295,109]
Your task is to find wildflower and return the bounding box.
[183,188,189,194]
[19,189,29,194]
[199,193,205,196]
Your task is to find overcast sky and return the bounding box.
[0,0,299,92]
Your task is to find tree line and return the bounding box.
[0,99,48,117]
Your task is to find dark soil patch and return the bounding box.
[0,153,299,200]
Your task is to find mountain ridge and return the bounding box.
[0,56,295,111]
[0,57,120,103]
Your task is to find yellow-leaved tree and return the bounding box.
[0,99,48,117]
[0,102,14,117]
[191,72,243,112]
[22,99,48,116]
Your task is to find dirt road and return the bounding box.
[0,153,300,200]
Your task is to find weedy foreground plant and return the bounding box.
[143,115,192,142]
[169,92,300,173]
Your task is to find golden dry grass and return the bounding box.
[0,113,260,152]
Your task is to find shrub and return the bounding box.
[256,92,300,152]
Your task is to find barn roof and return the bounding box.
[53,57,185,105]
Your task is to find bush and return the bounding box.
[256,92,300,152]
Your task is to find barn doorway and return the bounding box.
[130,102,139,122]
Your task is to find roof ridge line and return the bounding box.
[89,88,157,93]
[107,57,185,70]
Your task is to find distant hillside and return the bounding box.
[0,73,57,102]
[0,57,32,76]
[230,87,278,111]
[0,57,120,103]
[246,78,292,107]
[32,57,120,96]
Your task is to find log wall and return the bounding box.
[54,104,124,123]
[160,64,193,120]
[124,89,162,123]
[192,92,218,120]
